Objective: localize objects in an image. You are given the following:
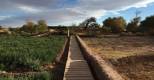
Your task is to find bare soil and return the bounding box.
[82,36,154,80]
[110,55,154,80]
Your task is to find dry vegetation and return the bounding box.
[82,36,154,80]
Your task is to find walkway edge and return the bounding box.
[63,36,72,80]
[55,35,71,64]
[76,35,125,80]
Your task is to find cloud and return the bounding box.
[0,0,154,27]
[131,0,154,8]
[18,6,42,13]
[116,0,154,11]
[0,16,13,21]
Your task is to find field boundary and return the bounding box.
[63,36,71,80]
[76,35,124,80]
[55,37,69,64]
[52,36,70,80]
[0,72,48,77]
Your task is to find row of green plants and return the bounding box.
[0,71,51,80]
[0,35,65,71]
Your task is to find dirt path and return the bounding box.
[63,36,94,80]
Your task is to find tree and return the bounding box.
[87,22,100,36]
[0,26,2,29]
[20,21,36,34]
[126,17,140,33]
[139,15,154,34]
[85,17,96,29]
[126,10,141,33]
[103,17,126,33]
[20,20,48,34]
[37,20,48,33]
[88,22,100,29]
[78,17,100,35]
[103,17,113,30]
[79,17,97,29]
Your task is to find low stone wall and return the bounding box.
[76,35,124,80]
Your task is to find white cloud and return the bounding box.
[132,0,154,8]
[0,0,154,27]
[77,0,154,16]
[117,0,154,11]
[18,6,42,13]
[0,16,13,21]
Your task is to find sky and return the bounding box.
[0,0,154,27]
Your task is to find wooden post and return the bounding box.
[67,28,70,38]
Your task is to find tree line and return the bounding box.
[2,14,154,35]
[79,14,154,35]
[20,20,48,34]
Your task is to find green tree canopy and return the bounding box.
[103,17,126,33]
[20,20,48,34]
[20,21,36,34]
[139,15,154,34]
[37,20,48,33]
[126,17,140,33]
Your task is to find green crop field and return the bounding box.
[0,71,51,80]
[0,35,65,72]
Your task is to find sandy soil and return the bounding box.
[82,36,154,80]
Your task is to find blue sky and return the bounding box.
[98,2,154,24]
[0,0,154,27]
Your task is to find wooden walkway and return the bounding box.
[63,36,94,80]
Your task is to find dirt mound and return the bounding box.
[110,55,154,80]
